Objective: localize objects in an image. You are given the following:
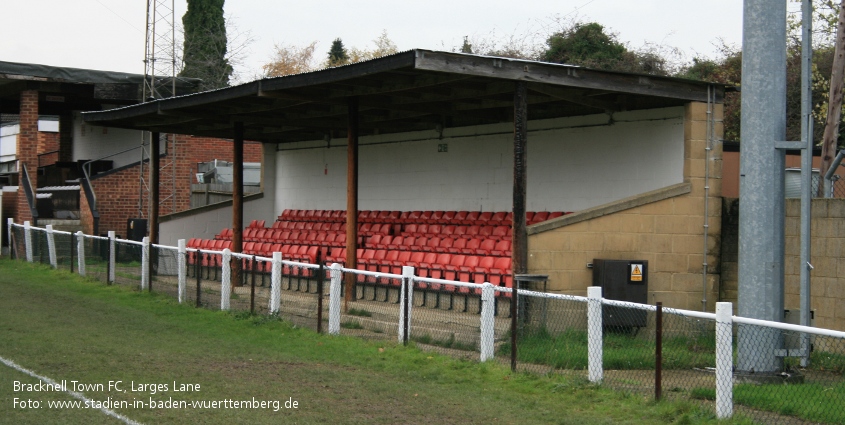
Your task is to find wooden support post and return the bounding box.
[344,97,359,310]
[149,132,160,245]
[512,81,528,275]
[232,122,244,287]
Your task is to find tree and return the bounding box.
[262,41,318,77]
[327,38,349,67]
[819,0,845,194]
[460,36,473,54]
[541,22,672,75]
[180,0,232,90]
[542,22,625,68]
[677,45,743,141]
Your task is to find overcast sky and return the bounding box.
[2,1,764,82]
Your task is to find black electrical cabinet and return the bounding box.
[592,259,648,329]
[126,219,147,242]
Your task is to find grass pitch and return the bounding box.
[0,259,749,424]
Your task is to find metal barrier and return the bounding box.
[7,219,845,425]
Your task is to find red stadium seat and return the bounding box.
[458,256,481,287]
[488,257,512,287]
[477,239,496,255]
[438,237,455,253]
[454,211,469,224]
[450,237,468,254]
[442,211,457,224]
[406,211,423,224]
[491,226,509,240]
[490,212,507,224]
[427,224,442,237]
[387,235,405,250]
[442,254,467,282]
[473,256,496,283]
[462,238,482,254]
[491,240,512,257]
[391,251,413,275]
[430,211,445,224]
[531,211,549,224]
[422,237,441,252]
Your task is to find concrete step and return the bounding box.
[36,219,83,234]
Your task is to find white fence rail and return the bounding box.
[7,219,845,424]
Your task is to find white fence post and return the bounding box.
[716,302,734,419]
[46,225,57,268]
[480,282,495,362]
[221,249,231,311]
[24,221,33,263]
[177,239,186,303]
[398,266,415,343]
[587,286,603,384]
[76,231,85,276]
[329,263,342,335]
[108,231,116,284]
[269,252,282,314]
[140,236,149,290]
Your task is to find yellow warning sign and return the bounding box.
[630,264,643,282]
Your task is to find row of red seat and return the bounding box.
[213,230,511,256]
[185,239,512,288]
[279,209,567,226]
[226,224,516,242]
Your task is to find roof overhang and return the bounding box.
[83,49,726,144]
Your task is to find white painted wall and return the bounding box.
[274,107,685,215]
[73,112,162,170]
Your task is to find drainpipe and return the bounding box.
[823,150,844,198]
[703,86,714,311]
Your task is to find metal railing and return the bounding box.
[8,219,845,425]
[19,164,38,226]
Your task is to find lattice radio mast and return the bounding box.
[141,0,179,219]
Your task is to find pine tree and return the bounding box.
[328,38,349,66]
[180,0,232,90]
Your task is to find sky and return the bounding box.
[1,0,754,82]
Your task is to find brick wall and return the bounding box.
[80,135,262,236]
[721,198,845,331]
[527,102,724,312]
[16,90,39,223]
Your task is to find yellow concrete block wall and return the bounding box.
[528,101,723,312]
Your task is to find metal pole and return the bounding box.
[510,281,518,372]
[799,0,814,367]
[738,0,787,373]
[196,250,202,307]
[251,255,257,314]
[317,250,324,334]
[655,302,663,401]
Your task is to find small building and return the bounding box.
[83,50,727,313]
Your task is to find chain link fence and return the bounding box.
[7,220,845,424]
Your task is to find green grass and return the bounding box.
[501,327,716,370]
[340,320,364,329]
[0,259,758,424]
[347,308,373,317]
[733,381,845,424]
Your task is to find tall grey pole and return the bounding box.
[738,0,787,373]
[799,0,813,366]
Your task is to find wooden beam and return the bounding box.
[149,132,160,246]
[232,122,245,286]
[345,97,359,310]
[512,81,528,275]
